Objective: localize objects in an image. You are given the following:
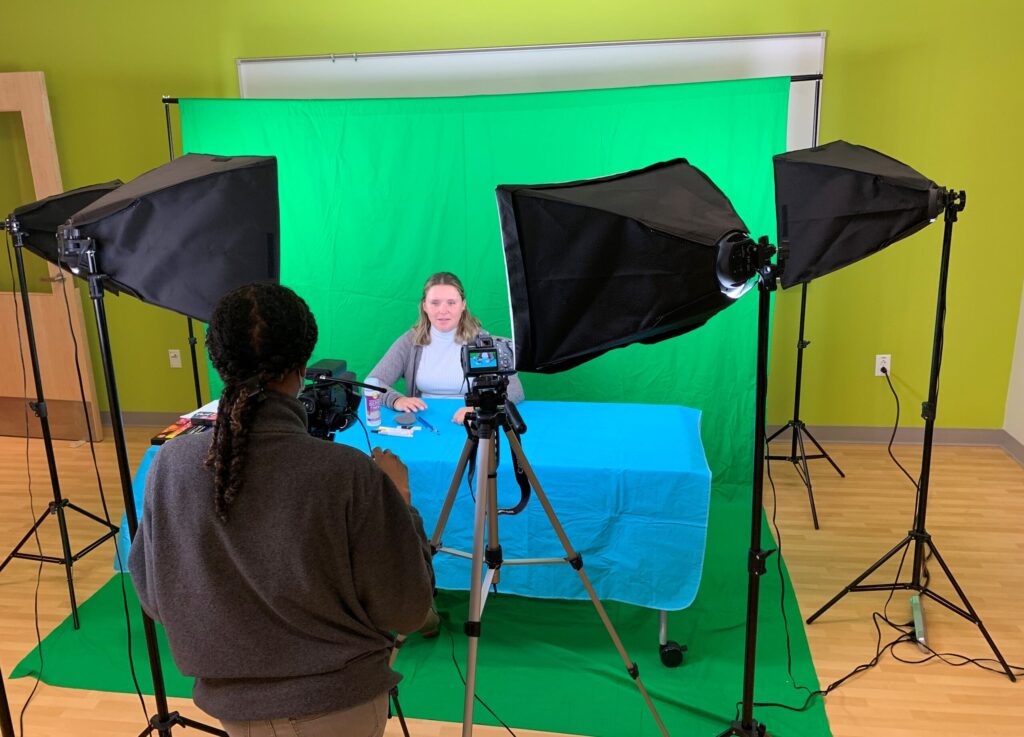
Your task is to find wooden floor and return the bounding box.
[0,426,1021,736]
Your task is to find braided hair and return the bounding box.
[204,283,318,521]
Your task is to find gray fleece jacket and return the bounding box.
[128,393,434,721]
[369,328,525,409]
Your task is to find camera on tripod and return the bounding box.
[299,359,361,439]
[461,335,516,410]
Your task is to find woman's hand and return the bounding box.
[394,396,428,412]
[452,406,472,425]
[372,447,411,504]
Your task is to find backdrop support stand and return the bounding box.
[0,218,119,630]
[766,282,844,529]
[163,98,203,409]
[805,191,1015,682]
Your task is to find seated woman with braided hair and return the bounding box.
[128,283,434,737]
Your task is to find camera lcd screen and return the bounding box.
[469,350,497,370]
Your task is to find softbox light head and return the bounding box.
[8,181,122,263]
[59,154,280,323]
[774,140,946,289]
[497,159,753,374]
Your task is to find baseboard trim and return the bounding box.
[768,423,1024,468]
[101,411,181,428]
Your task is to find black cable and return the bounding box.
[747,443,915,717]
[6,232,44,737]
[880,367,932,587]
[56,264,148,717]
[444,620,517,736]
[351,414,373,455]
[880,367,919,490]
[764,449,814,700]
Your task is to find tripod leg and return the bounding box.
[793,430,820,530]
[922,540,1016,681]
[462,435,493,737]
[430,439,475,550]
[806,535,913,624]
[765,421,791,444]
[502,430,671,737]
[0,509,51,572]
[801,425,845,478]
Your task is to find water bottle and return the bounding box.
[365,376,383,427]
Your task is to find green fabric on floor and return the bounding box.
[12,493,830,736]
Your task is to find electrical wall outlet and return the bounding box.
[875,354,891,377]
[168,349,182,369]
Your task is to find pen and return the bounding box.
[416,414,440,434]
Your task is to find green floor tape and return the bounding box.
[12,496,831,737]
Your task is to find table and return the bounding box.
[117,399,710,612]
[337,399,710,612]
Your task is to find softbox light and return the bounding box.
[10,181,122,263]
[497,159,752,374]
[774,140,945,289]
[60,154,280,322]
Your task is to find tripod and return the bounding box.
[0,218,118,630]
[806,191,1015,682]
[58,231,227,737]
[765,283,844,529]
[428,380,670,737]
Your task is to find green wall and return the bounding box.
[1,0,1021,428]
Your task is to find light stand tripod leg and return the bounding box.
[800,424,845,478]
[920,541,1015,681]
[793,428,820,529]
[1,657,14,737]
[806,535,914,625]
[502,430,671,737]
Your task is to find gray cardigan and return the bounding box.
[369,328,525,409]
[128,393,434,720]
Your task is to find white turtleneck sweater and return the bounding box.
[416,326,467,398]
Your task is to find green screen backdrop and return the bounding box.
[180,77,789,494]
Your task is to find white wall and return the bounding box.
[1005,280,1024,444]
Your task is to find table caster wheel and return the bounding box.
[659,641,686,667]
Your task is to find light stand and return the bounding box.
[765,283,844,529]
[59,234,228,737]
[0,216,119,629]
[714,236,778,737]
[805,190,1016,681]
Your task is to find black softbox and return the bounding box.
[61,154,280,322]
[774,140,945,289]
[11,181,122,263]
[497,159,751,373]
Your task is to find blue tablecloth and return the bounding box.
[118,399,710,611]
[338,399,710,611]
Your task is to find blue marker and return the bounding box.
[416,414,440,434]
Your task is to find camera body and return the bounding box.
[461,335,516,413]
[299,359,361,439]
[460,335,516,378]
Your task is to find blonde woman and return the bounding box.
[368,272,525,424]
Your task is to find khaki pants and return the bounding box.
[220,691,389,737]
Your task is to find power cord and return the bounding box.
[443,614,518,736]
[56,264,149,718]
